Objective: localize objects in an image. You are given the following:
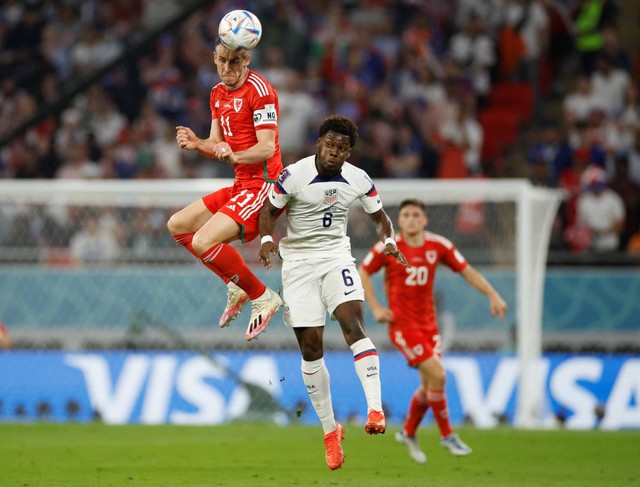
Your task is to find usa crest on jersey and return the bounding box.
[324,188,338,205]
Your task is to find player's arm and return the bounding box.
[225,128,276,165]
[175,120,225,159]
[368,209,409,267]
[258,199,281,270]
[460,265,508,321]
[358,265,394,323]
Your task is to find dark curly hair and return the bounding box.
[318,115,359,148]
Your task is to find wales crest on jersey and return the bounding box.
[324,188,338,205]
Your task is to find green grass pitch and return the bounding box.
[1,423,638,487]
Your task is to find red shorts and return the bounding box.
[389,326,441,368]
[202,180,273,243]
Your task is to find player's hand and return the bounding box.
[384,244,410,268]
[258,241,278,269]
[372,306,394,324]
[175,126,199,150]
[213,142,235,163]
[490,293,508,321]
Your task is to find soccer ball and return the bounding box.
[218,10,262,51]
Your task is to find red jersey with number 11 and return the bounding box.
[361,231,468,334]
[210,70,282,184]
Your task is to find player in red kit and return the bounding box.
[359,199,508,463]
[168,40,283,341]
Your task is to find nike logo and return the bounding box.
[366,373,379,377]
[344,289,357,295]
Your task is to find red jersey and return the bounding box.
[361,231,468,334]
[210,70,282,183]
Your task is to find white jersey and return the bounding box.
[269,155,383,261]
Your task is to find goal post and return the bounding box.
[375,179,562,428]
[0,178,561,427]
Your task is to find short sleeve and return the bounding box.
[358,172,383,214]
[269,167,292,209]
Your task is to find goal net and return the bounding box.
[0,179,560,427]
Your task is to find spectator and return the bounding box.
[70,23,122,77]
[563,73,607,127]
[608,155,640,249]
[626,130,640,186]
[574,0,616,75]
[447,13,496,107]
[151,124,183,178]
[385,122,425,178]
[585,107,621,162]
[276,70,317,165]
[88,91,128,150]
[600,26,632,74]
[567,119,607,169]
[591,51,631,117]
[438,99,483,176]
[69,212,120,265]
[139,35,186,119]
[55,141,101,179]
[526,120,573,186]
[454,0,504,31]
[576,166,625,252]
[502,0,549,113]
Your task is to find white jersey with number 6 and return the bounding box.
[268,155,383,261]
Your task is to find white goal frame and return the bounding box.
[0,178,562,428]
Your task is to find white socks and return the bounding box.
[301,357,336,434]
[350,337,382,412]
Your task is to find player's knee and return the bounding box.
[421,358,446,388]
[429,366,447,388]
[166,212,182,235]
[341,323,367,346]
[191,232,211,256]
[300,343,323,361]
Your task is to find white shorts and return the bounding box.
[281,256,364,328]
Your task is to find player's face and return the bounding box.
[214,45,250,89]
[315,131,351,177]
[398,205,428,236]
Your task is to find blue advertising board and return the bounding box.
[1,351,638,430]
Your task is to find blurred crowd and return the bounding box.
[0,0,639,260]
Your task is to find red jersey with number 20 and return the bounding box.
[210,70,282,183]
[361,231,468,334]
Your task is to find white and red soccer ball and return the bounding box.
[218,10,262,51]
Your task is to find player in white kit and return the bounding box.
[258,115,408,470]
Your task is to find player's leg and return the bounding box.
[328,262,384,434]
[193,211,281,337]
[206,183,282,338]
[167,196,229,281]
[295,329,344,471]
[295,327,337,430]
[168,195,251,327]
[389,329,429,463]
[288,268,344,470]
[420,352,472,456]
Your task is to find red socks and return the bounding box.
[403,388,429,437]
[173,233,265,298]
[200,243,265,300]
[172,232,229,284]
[427,388,453,438]
[404,387,454,439]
